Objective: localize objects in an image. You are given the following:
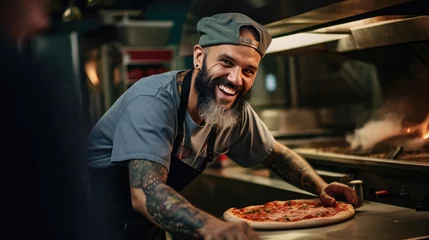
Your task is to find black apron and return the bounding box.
[167,68,217,191]
[89,69,217,240]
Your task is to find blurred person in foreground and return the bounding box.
[85,12,360,240]
[1,0,94,239]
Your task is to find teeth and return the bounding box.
[218,84,236,95]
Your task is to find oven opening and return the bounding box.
[254,41,429,209]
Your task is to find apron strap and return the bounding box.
[172,69,193,153]
[206,127,217,163]
[171,68,217,165]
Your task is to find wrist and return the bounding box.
[316,182,329,196]
[197,216,223,237]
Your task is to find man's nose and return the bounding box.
[227,67,243,86]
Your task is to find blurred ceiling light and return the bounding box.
[62,0,82,22]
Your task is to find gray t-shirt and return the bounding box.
[85,70,274,171]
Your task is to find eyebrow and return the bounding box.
[218,53,258,71]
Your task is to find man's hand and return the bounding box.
[198,218,260,240]
[263,142,361,209]
[319,182,360,208]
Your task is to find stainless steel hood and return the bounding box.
[266,15,429,55]
[179,0,429,56]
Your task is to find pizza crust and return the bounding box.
[223,199,355,230]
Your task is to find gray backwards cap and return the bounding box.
[197,13,272,57]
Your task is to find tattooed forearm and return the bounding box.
[128,160,210,237]
[262,141,327,196]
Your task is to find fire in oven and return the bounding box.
[311,114,429,163]
[293,113,429,210]
[292,107,429,210]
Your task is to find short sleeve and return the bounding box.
[111,95,176,170]
[226,103,274,167]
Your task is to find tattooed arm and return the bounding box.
[262,141,359,207]
[262,141,327,196]
[128,160,260,239]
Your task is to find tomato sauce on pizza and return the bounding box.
[223,198,355,229]
[230,200,348,222]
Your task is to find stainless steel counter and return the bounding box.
[190,167,429,240]
[293,148,429,173]
[289,147,429,209]
[257,201,429,240]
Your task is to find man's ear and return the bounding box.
[193,44,204,69]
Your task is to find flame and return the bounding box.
[423,114,429,139]
[402,114,429,141]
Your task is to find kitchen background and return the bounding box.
[25,0,429,210]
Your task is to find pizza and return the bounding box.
[223,198,355,229]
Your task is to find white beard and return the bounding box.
[198,100,240,129]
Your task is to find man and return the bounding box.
[86,13,359,240]
[1,1,94,239]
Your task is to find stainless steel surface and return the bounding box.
[259,0,414,37]
[386,146,405,160]
[348,16,429,49]
[349,180,364,206]
[256,201,429,240]
[268,16,429,55]
[277,137,346,149]
[293,148,429,173]
[325,16,429,53]
[291,146,429,209]
[266,32,350,54]
[257,107,361,138]
[184,168,429,240]
[182,167,317,219]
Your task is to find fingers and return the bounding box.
[344,186,359,207]
[319,192,336,207]
[323,182,360,208]
[326,182,350,194]
[332,182,359,207]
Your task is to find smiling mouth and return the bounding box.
[217,84,237,96]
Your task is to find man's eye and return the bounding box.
[221,59,232,65]
[244,69,255,75]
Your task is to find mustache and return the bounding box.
[213,78,245,93]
